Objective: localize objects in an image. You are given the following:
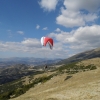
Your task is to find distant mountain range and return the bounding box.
[0,47,100,85]
[0,47,100,68]
[0,57,61,68]
[57,47,100,64]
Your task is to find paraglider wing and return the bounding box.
[41,37,53,49]
[41,37,45,46]
[44,37,53,49]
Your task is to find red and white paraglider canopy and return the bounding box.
[41,37,53,49]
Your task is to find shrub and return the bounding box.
[14,88,25,97]
[0,92,11,100]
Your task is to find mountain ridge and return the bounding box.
[58,47,100,64]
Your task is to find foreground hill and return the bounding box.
[10,58,100,100]
[58,47,100,64]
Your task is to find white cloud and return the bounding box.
[64,0,100,12]
[0,38,41,52]
[17,31,24,35]
[56,10,85,27]
[49,31,71,43]
[39,0,59,11]
[42,27,48,30]
[36,24,40,29]
[49,25,100,52]
[0,38,69,58]
[72,25,100,46]
[56,0,99,27]
[21,38,41,47]
[55,28,61,32]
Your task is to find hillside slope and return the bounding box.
[58,47,100,64]
[11,58,100,100]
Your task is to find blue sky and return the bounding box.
[0,0,100,58]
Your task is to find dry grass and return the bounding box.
[10,58,100,100]
[77,57,100,68]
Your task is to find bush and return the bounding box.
[14,88,25,97]
[33,75,52,84]
[0,92,11,100]
[90,65,97,70]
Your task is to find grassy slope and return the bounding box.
[10,58,100,100]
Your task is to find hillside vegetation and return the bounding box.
[0,64,36,85]
[0,57,99,100]
[10,58,100,100]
